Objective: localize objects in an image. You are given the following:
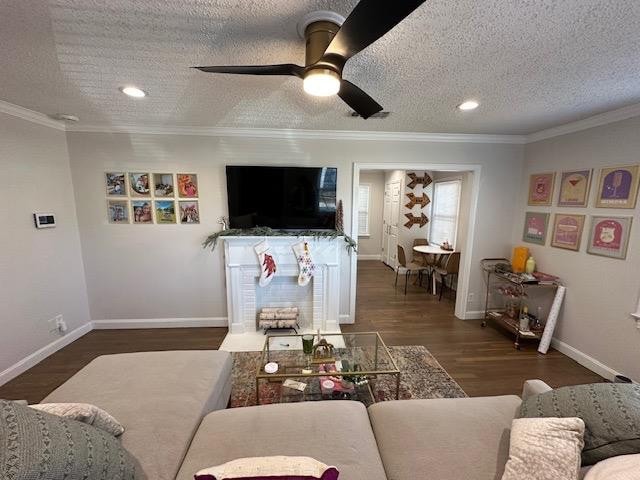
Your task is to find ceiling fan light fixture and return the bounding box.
[119,86,147,98]
[457,100,479,111]
[303,69,341,97]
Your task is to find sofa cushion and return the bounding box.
[368,395,522,480]
[518,383,640,465]
[43,350,232,480]
[176,401,387,480]
[0,399,145,479]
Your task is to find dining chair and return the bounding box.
[434,252,461,301]
[395,245,428,295]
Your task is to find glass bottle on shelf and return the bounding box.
[519,305,530,332]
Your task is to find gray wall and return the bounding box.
[65,131,525,321]
[516,116,640,381]
[358,170,384,258]
[0,113,90,375]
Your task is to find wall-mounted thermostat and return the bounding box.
[34,212,56,229]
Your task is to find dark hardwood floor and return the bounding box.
[343,260,602,396]
[0,260,601,403]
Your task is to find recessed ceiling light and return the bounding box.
[457,100,479,111]
[119,86,147,98]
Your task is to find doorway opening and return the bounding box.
[350,163,481,323]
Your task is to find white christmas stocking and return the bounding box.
[254,240,277,287]
[292,240,316,286]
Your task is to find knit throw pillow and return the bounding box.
[0,400,145,480]
[194,456,339,480]
[518,383,640,465]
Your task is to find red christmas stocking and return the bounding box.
[254,240,277,287]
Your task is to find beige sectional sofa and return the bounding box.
[41,350,553,480]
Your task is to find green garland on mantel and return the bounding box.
[203,227,357,253]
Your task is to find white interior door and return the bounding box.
[383,180,401,268]
[382,184,391,265]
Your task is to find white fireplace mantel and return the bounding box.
[222,236,342,334]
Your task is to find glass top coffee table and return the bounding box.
[256,332,400,406]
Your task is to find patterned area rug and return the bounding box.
[229,345,466,408]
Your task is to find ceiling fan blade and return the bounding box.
[338,80,383,119]
[323,0,425,62]
[193,64,304,78]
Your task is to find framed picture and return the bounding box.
[177,173,198,198]
[595,165,640,208]
[551,214,585,251]
[528,172,555,206]
[179,201,200,224]
[131,200,153,224]
[105,172,127,196]
[522,212,549,245]
[155,200,176,224]
[107,200,129,224]
[153,173,174,197]
[587,216,632,259]
[558,169,592,207]
[129,173,151,197]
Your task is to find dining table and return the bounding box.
[412,245,458,294]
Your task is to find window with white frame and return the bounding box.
[430,180,461,247]
[358,184,371,236]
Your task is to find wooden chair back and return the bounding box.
[444,252,461,274]
[397,245,407,267]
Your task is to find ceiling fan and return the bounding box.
[193,1,426,119]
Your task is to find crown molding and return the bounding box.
[4,96,640,145]
[527,102,640,143]
[0,100,66,131]
[66,124,527,144]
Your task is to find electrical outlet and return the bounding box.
[48,315,67,334]
[55,315,67,333]
[467,292,475,304]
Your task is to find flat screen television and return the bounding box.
[226,166,337,230]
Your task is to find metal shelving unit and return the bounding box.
[480,258,561,350]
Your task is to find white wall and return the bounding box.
[0,113,90,376]
[65,132,523,322]
[358,170,384,258]
[516,116,640,381]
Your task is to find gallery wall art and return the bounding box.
[595,165,639,209]
[179,201,200,224]
[178,173,198,198]
[107,200,129,223]
[587,216,632,260]
[558,169,591,207]
[104,172,199,225]
[522,212,549,245]
[129,173,151,196]
[528,172,555,206]
[106,172,127,196]
[550,214,585,251]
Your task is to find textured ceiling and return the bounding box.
[1,0,639,134]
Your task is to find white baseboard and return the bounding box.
[357,254,382,261]
[0,322,93,386]
[91,317,228,329]
[550,338,622,381]
[338,314,354,324]
[460,310,485,320]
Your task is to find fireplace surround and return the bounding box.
[222,236,342,334]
